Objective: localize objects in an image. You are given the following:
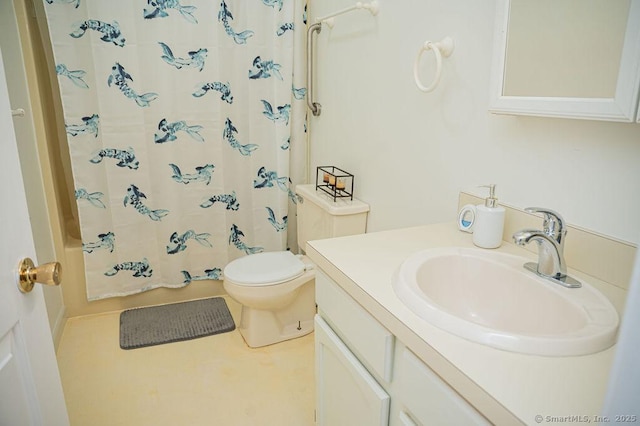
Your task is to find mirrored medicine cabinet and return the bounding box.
[489,0,640,122]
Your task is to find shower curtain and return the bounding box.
[42,0,308,300]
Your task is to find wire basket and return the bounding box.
[315,166,354,201]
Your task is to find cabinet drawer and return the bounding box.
[396,349,489,426]
[316,271,394,383]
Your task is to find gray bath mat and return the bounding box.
[120,297,236,350]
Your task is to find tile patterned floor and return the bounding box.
[56,296,315,426]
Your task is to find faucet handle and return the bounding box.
[524,207,566,241]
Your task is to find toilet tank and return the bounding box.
[295,184,370,251]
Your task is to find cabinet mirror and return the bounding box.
[489,0,640,122]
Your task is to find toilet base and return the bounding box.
[238,281,316,348]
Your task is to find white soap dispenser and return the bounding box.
[472,184,505,249]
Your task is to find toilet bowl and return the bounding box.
[222,184,370,348]
[223,251,316,348]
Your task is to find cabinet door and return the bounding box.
[396,349,489,426]
[316,271,394,383]
[315,315,390,426]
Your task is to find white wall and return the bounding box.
[309,0,640,244]
[603,247,640,416]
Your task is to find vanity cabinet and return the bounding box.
[315,270,489,426]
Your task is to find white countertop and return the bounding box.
[306,222,627,425]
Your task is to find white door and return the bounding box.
[0,50,69,425]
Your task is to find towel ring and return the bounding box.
[413,36,455,93]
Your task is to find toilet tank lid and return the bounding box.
[224,251,305,285]
[295,184,370,216]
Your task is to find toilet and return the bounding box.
[223,184,370,347]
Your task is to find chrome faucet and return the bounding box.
[512,207,581,288]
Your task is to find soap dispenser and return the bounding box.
[472,184,505,249]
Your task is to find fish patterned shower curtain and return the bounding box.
[42,0,308,300]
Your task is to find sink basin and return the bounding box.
[392,247,619,356]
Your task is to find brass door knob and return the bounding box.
[18,258,62,293]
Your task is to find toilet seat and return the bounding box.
[224,251,305,286]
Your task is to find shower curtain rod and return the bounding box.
[316,1,378,27]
